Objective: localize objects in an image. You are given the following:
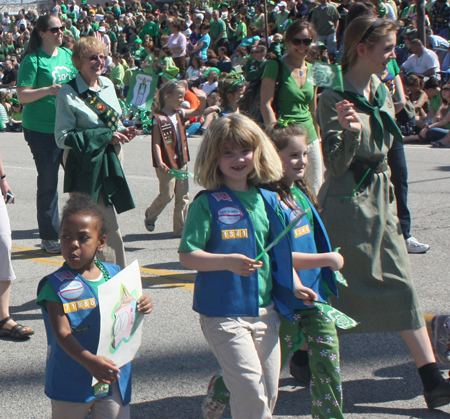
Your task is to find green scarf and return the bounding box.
[339,83,403,150]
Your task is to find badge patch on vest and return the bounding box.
[54,270,76,282]
[290,210,306,227]
[63,298,97,314]
[293,225,311,238]
[59,280,85,300]
[211,192,232,202]
[218,207,242,225]
[222,229,248,239]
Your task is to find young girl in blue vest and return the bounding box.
[198,120,347,419]
[37,193,153,419]
[179,114,317,419]
[144,80,207,237]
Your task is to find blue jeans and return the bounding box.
[388,139,411,239]
[23,128,62,240]
[426,127,448,143]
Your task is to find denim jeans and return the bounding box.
[23,128,62,240]
[425,127,448,143]
[387,138,411,239]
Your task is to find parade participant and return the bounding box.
[261,20,323,194]
[36,193,153,419]
[196,74,245,135]
[318,16,450,409]
[17,14,76,254]
[144,81,207,237]
[0,147,34,340]
[200,121,346,419]
[55,36,136,269]
[179,114,315,419]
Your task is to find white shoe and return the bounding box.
[406,237,430,254]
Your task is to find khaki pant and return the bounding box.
[51,382,129,419]
[145,165,189,236]
[200,303,281,419]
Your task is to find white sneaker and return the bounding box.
[406,237,430,254]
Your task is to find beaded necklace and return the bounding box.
[94,259,111,280]
[63,259,111,280]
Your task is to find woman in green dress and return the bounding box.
[260,20,323,194]
[318,16,450,409]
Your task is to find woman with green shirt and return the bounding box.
[261,20,323,194]
[17,14,76,254]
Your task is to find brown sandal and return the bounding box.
[0,316,34,339]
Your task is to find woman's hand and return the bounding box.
[46,84,62,96]
[137,294,153,314]
[191,86,207,100]
[336,100,362,133]
[124,126,138,140]
[110,131,130,145]
[0,178,14,203]
[419,125,429,139]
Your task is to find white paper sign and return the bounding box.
[94,260,144,385]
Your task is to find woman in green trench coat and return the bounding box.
[318,16,450,409]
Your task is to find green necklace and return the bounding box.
[94,259,111,280]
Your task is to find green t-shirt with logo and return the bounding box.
[179,186,273,308]
[18,47,77,133]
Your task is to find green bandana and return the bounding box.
[339,84,403,150]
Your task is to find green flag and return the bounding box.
[314,303,359,329]
[307,61,344,92]
[255,209,310,261]
[126,71,159,111]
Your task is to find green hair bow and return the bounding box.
[276,118,296,127]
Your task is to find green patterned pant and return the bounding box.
[209,307,344,419]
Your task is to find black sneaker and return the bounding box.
[424,379,450,409]
[289,357,311,387]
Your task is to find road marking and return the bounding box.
[11,245,195,291]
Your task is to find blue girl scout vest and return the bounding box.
[277,189,338,310]
[193,185,296,321]
[37,262,132,404]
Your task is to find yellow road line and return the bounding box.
[11,245,195,291]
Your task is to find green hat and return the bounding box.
[268,1,276,5]
[91,23,99,31]
[8,98,20,106]
[317,41,327,50]
[81,0,87,4]
[221,2,229,7]
[204,67,220,76]
[134,38,143,44]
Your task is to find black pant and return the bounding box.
[388,138,411,239]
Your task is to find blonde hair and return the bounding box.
[155,80,185,111]
[72,36,106,70]
[195,114,283,190]
[341,17,399,71]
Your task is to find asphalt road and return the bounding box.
[1,132,450,419]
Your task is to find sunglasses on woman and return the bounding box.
[83,54,107,61]
[47,26,65,33]
[291,37,313,46]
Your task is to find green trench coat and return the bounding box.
[317,75,425,334]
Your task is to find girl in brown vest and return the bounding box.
[145,81,207,237]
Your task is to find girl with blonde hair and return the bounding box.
[179,114,316,419]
